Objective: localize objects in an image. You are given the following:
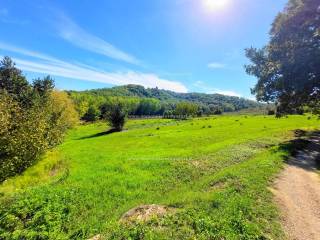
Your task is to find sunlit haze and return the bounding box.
[203,0,230,11]
[0,0,288,98]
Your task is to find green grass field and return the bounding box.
[0,115,319,239]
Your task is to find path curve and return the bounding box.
[272,134,320,240]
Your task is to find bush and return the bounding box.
[82,105,100,122]
[46,91,79,146]
[267,110,275,115]
[0,57,78,182]
[214,109,223,115]
[105,103,127,131]
[0,92,50,181]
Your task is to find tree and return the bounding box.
[0,91,50,181]
[0,57,78,181]
[136,98,161,115]
[82,105,100,122]
[0,56,31,105]
[105,103,127,131]
[33,76,55,99]
[245,0,320,114]
[174,102,198,119]
[45,91,79,146]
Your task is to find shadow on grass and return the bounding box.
[78,129,120,140]
[277,129,320,171]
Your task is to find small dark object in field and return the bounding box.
[244,116,248,118]
[268,110,275,115]
[307,116,311,120]
[156,127,160,130]
[212,200,221,209]
[208,125,212,128]
[191,123,194,125]
[294,129,306,137]
[202,126,206,129]
[235,120,239,122]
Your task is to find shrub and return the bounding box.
[267,110,275,115]
[46,91,79,146]
[214,109,223,115]
[82,105,100,122]
[0,57,78,181]
[105,103,127,131]
[0,92,49,181]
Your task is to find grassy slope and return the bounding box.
[0,115,318,239]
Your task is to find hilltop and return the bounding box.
[68,84,263,113]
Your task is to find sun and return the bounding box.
[203,0,230,11]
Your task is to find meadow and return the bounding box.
[0,115,318,239]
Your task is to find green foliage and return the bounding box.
[136,98,162,116]
[45,91,79,146]
[105,102,127,131]
[245,0,320,113]
[0,57,31,105]
[0,189,74,239]
[174,102,198,119]
[0,91,50,181]
[32,76,55,99]
[0,57,77,182]
[68,84,262,119]
[82,105,101,122]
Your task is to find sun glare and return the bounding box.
[203,0,230,11]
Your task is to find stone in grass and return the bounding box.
[87,234,102,240]
[120,204,173,223]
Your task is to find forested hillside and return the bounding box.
[68,84,263,120]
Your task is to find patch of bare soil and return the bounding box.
[120,204,173,223]
[271,133,320,240]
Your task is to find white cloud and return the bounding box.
[0,43,188,93]
[209,89,241,97]
[192,80,241,97]
[207,62,226,69]
[0,42,67,64]
[55,14,140,65]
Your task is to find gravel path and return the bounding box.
[271,134,320,240]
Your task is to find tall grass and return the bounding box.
[0,115,318,239]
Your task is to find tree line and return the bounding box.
[68,85,261,122]
[69,91,202,122]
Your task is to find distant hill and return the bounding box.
[70,84,262,112]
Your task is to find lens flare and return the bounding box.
[203,0,230,11]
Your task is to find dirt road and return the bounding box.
[271,134,320,240]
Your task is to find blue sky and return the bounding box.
[0,0,287,98]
